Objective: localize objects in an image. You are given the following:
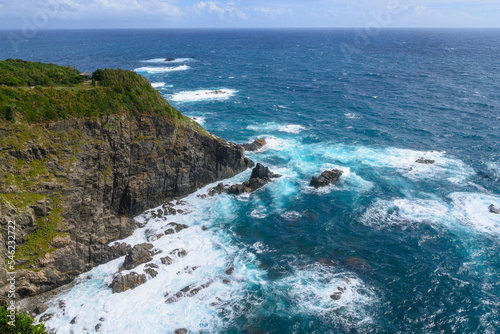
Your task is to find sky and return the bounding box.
[0,0,499,30]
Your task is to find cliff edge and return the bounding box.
[0,60,253,304]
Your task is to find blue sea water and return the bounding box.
[1,29,500,333]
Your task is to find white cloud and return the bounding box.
[193,1,247,20]
[254,7,292,18]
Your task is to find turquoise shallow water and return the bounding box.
[1,29,500,333]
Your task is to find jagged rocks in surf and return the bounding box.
[120,243,155,271]
[226,163,281,195]
[208,182,226,196]
[163,222,188,235]
[165,282,211,304]
[415,157,435,164]
[164,58,176,61]
[109,272,147,293]
[242,138,267,152]
[250,163,280,180]
[309,169,343,188]
[489,204,500,214]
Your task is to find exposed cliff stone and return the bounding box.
[119,243,155,271]
[0,113,253,304]
[208,163,281,195]
[109,272,147,293]
[242,138,267,152]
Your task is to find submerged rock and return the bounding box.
[242,138,267,152]
[165,58,176,61]
[120,243,155,271]
[175,329,188,334]
[316,258,338,267]
[489,204,500,214]
[309,169,343,188]
[109,272,147,293]
[415,157,435,164]
[342,257,371,271]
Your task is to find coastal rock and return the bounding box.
[208,182,226,196]
[489,204,500,214]
[165,58,176,62]
[415,157,435,164]
[242,138,267,152]
[309,169,343,188]
[109,272,147,293]
[0,112,253,304]
[165,282,211,304]
[226,163,281,195]
[120,243,154,271]
[163,223,189,235]
[175,329,188,334]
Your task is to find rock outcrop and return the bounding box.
[208,163,281,196]
[120,243,155,271]
[109,272,147,293]
[489,204,500,214]
[415,157,435,164]
[242,138,267,152]
[0,113,253,304]
[309,169,343,188]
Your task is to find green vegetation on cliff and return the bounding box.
[0,60,217,274]
[0,59,184,122]
[0,59,83,87]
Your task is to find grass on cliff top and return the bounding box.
[0,59,186,123]
[0,59,83,87]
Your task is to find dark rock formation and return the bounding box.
[415,157,435,164]
[489,204,500,214]
[165,58,176,62]
[175,329,188,334]
[0,113,253,304]
[109,272,147,293]
[227,163,281,195]
[120,243,155,271]
[242,138,267,152]
[207,163,280,196]
[309,169,343,188]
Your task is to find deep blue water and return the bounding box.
[1,29,500,334]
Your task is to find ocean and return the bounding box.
[1,29,499,333]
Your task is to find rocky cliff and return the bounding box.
[0,113,253,304]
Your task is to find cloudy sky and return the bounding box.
[0,0,499,29]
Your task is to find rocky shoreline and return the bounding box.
[0,113,254,307]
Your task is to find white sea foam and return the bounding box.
[134,65,190,73]
[151,82,165,88]
[344,113,361,119]
[323,145,474,183]
[170,89,238,102]
[272,264,376,328]
[246,122,306,134]
[449,192,500,235]
[360,198,451,230]
[140,58,193,64]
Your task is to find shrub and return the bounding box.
[0,305,50,334]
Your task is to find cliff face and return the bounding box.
[0,114,253,304]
